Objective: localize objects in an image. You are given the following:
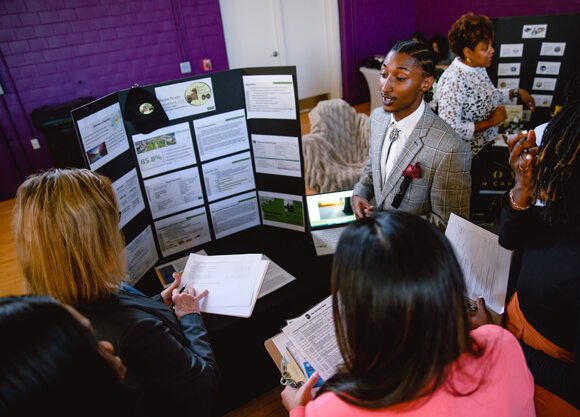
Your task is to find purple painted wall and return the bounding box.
[338,0,417,105]
[2,0,579,201]
[0,0,228,200]
[415,1,580,46]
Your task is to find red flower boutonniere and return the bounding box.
[392,162,421,208]
[403,162,421,179]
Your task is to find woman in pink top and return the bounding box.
[282,211,535,417]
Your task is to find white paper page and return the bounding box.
[132,122,196,179]
[258,190,305,232]
[540,42,565,56]
[499,43,523,58]
[445,213,512,314]
[112,168,146,228]
[536,61,561,76]
[193,109,250,162]
[252,134,302,177]
[258,255,296,298]
[522,24,547,39]
[497,78,520,90]
[498,63,521,76]
[144,167,204,219]
[181,253,262,309]
[125,226,159,286]
[202,151,255,202]
[205,260,268,317]
[283,295,342,381]
[154,207,212,257]
[243,74,297,120]
[155,78,216,120]
[76,102,130,171]
[532,94,554,108]
[155,250,207,288]
[209,191,260,239]
[533,78,557,91]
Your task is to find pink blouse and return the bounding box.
[290,325,535,417]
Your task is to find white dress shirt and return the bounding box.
[381,100,426,185]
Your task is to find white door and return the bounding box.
[219,0,282,68]
[218,0,341,101]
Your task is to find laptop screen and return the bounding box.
[306,190,356,230]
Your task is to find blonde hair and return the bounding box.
[12,168,126,305]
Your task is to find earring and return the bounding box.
[467,57,472,63]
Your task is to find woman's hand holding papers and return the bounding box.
[281,371,319,412]
[167,272,209,319]
[467,297,494,330]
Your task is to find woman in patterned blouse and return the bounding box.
[436,13,535,216]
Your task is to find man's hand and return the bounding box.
[281,372,319,412]
[351,194,374,219]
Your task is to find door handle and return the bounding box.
[272,51,278,57]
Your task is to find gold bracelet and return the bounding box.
[509,188,532,210]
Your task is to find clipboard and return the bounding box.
[265,332,306,387]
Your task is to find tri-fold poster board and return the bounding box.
[70,67,306,286]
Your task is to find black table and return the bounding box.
[136,225,333,416]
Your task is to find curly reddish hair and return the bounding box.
[448,13,495,58]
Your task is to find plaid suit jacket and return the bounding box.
[353,105,472,231]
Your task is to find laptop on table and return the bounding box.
[306,189,356,256]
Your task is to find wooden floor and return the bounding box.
[0,101,370,417]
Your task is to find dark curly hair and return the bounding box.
[532,72,580,227]
[448,13,495,59]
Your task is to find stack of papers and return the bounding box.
[267,296,342,384]
[180,253,268,318]
[445,213,512,316]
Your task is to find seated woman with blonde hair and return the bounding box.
[12,168,218,416]
[281,211,535,416]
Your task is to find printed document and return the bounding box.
[445,213,512,314]
[282,296,342,381]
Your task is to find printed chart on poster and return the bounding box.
[71,66,304,286]
[132,122,196,179]
[76,102,130,170]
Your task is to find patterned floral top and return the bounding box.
[436,58,510,156]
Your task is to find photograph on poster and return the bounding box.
[532,94,554,108]
[252,134,302,178]
[155,77,216,120]
[499,43,524,58]
[125,226,159,286]
[144,167,205,220]
[209,191,260,239]
[522,24,547,39]
[258,190,305,232]
[132,122,196,179]
[540,42,566,56]
[154,207,212,258]
[533,78,557,91]
[243,74,297,120]
[536,61,561,76]
[498,63,521,76]
[112,168,146,229]
[202,151,255,202]
[497,78,520,89]
[76,102,130,171]
[193,108,250,162]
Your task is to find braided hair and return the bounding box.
[389,39,435,78]
[532,72,580,227]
